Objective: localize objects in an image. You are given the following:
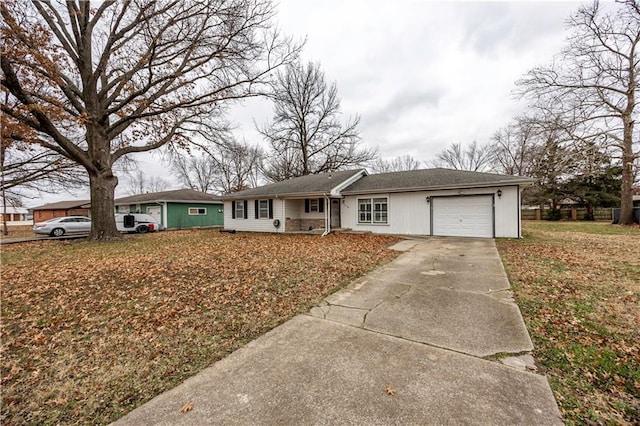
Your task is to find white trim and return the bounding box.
[188,207,207,215]
[161,202,168,226]
[357,196,388,224]
[329,170,368,197]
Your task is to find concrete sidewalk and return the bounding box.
[114,237,562,425]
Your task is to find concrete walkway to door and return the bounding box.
[113,237,562,425]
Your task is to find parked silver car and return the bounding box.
[33,216,92,237]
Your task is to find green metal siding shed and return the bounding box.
[167,202,223,228]
[114,189,224,230]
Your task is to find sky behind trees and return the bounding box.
[31,0,583,205]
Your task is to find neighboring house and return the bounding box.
[114,189,224,230]
[31,200,91,222]
[223,168,535,238]
[0,206,29,222]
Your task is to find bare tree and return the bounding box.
[489,114,583,208]
[1,140,86,196]
[172,155,219,193]
[490,119,540,176]
[172,140,262,194]
[431,141,492,171]
[123,170,170,196]
[526,122,578,210]
[212,141,263,193]
[1,0,300,240]
[370,155,422,173]
[517,0,640,225]
[1,92,86,200]
[259,61,376,181]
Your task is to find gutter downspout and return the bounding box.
[322,195,331,237]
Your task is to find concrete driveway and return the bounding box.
[114,237,562,425]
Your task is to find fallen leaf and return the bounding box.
[180,402,193,413]
[385,386,396,396]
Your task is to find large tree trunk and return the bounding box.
[88,170,120,241]
[619,114,635,225]
[619,149,635,225]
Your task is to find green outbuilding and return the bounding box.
[114,189,224,230]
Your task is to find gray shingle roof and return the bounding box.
[115,189,222,204]
[223,170,366,199]
[31,200,91,210]
[342,168,535,194]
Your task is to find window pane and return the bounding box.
[358,199,372,223]
[309,199,319,212]
[258,200,269,218]
[373,198,387,223]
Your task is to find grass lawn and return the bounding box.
[1,230,399,425]
[1,225,34,239]
[496,221,640,425]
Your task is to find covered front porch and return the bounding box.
[283,197,342,234]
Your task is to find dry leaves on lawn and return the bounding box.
[1,230,399,425]
[497,222,639,425]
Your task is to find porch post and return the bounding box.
[322,195,331,236]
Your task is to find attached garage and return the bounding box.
[224,168,533,238]
[431,195,494,238]
[340,168,534,238]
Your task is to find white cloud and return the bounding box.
[29,0,584,206]
[228,0,580,164]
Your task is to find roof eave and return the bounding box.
[341,179,535,195]
[221,191,333,200]
[329,170,368,196]
[115,198,222,204]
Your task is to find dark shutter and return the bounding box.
[318,198,324,213]
[304,199,310,213]
[232,201,236,219]
[243,200,248,219]
[255,200,259,219]
[268,199,273,219]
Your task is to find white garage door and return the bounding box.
[432,195,494,238]
[146,206,162,224]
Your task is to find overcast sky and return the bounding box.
[33,0,585,206]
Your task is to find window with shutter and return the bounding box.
[234,201,245,219]
[257,199,269,218]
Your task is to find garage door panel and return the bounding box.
[432,196,493,238]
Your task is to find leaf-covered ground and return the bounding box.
[1,230,399,425]
[0,226,34,239]
[496,221,640,425]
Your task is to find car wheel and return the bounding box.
[137,225,148,234]
[51,228,65,237]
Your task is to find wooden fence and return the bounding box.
[521,207,612,221]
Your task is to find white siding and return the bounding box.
[284,199,325,220]
[341,186,521,238]
[223,200,286,233]
[493,186,520,238]
[341,192,429,235]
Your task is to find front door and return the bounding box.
[330,199,341,228]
